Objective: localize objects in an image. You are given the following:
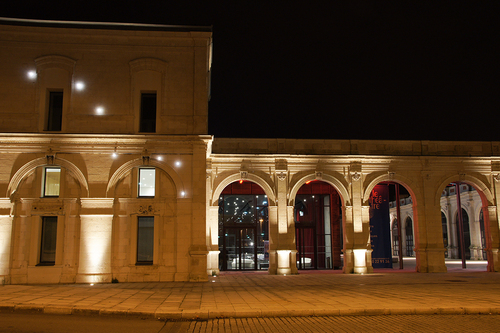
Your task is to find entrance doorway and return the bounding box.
[294,181,342,270]
[218,181,269,271]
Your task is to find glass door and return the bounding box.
[223,227,256,270]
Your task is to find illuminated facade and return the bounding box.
[0,18,499,285]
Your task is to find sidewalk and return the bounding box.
[0,270,499,320]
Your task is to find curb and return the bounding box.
[1,305,500,319]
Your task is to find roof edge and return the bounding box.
[0,17,212,32]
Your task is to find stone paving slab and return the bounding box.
[0,271,499,319]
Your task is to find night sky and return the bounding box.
[2,2,498,141]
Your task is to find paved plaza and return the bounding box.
[0,263,499,320]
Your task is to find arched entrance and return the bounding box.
[294,180,342,270]
[218,181,269,271]
[441,181,489,270]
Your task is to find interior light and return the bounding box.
[95,106,104,115]
[239,180,243,184]
[75,81,85,91]
[306,180,311,184]
[27,70,37,79]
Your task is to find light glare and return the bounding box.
[75,81,85,91]
[95,106,104,115]
[27,70,37,79]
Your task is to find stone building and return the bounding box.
[0,18,499,284]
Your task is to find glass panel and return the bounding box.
[139,168,155,197]
[137,216,154,263]
[44,167,61,197]
[224,229,238,270]
[241,228,255,270]
[40,216,57,264]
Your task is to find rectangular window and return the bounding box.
[43,167,61,197]
[40,216,57,265]
[138,168,155,197]
[139,93,157,133]
[137,216,154,264]
[47,91,63,131]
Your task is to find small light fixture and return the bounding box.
[27,70,37,80]
[95,106,104,115]
[90,283,94,286]
[175,161,181,167]
[181,191,185,197]
[157,156,163,161]
[112,148,118,159]
[75,81,85,91]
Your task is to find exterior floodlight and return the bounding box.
[27,70,37,79]
[75,81,85,91]
[95,106,104,115]
[175,161,181,167]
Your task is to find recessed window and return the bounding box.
[40,216,57,265]
[137,216,154,264]
[140,93,157,133]
[43,167,61,197]
[47,91,63,131]
[138,168,155,197]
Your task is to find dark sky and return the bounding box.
[2,2,498,141]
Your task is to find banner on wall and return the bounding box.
[369,184,392,268]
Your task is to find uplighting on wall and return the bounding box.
[112,148,117,159]
[180,191,185,197]
[175,161,181,167]
[156,156,163,161]
[27,70,37,80]
[75,81,85,91]
[95,106,105,115]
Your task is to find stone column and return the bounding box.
[206,206,219,275]
[0,199,13,285]
[485,205,500,272]
[349,167,371,274]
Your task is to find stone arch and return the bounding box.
[106,158,184,198]
[211,172,275,206]
[35,55,76,73]
[7,156,89,198]
[434,174,493,206]
[288,172,350,206]
[363,173,418,205]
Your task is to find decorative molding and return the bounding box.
[388,171,395,180]
[138,205,157,215]
[32,201,64,213]
[351,171,361,182]
[276,171,287,181]
[142,155,150,165]
[459,173,466,181]
[46,154,54,165]
[240,171,248,180]
[315,171,323,180]
[493,174,500,182]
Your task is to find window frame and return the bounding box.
[139,92,157,133]
[46,90,63,131]
[136,216,154,265]
[39,216,58,266]
[43,166,61,197]
[138,167,156,198]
